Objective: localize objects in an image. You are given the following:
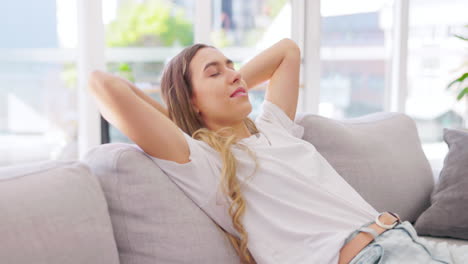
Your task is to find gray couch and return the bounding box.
[1,111,467,264]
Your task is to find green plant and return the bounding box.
[106,0,193,47]
[117,62,135,82]
[447,28,468,101]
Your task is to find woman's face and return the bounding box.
[189,47,252,128]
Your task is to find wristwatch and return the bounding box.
[375,211,401,229]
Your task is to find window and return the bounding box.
[0,0,78,166]
[103,0,194,143]
[406,0,467,168]
[2,0,466,165]
[319,0,394,119]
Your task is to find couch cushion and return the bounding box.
[296,112,434,223]
[414,128,468,240]
[419,235,468,247]
[83,143,239,264]
[0,160,119,264]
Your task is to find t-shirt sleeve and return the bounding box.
[256,99,304,138]
[144,128,222,207]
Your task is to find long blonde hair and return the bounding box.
[160,43,258,264]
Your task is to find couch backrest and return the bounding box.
[296,111,434,223]
[82,111,434,264]
[83,143,239,264]
[0,160,119,264]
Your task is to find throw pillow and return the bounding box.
[414,128,468,239]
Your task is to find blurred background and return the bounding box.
[0,0,467,171]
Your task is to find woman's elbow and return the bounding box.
[88,71,116,93]
[281,38,301,55]
[89,70,109,85]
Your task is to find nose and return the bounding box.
[228,68,241,85]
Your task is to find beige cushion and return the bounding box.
[0,160,119,264]
[83,143,239,264]
[296,112,434,223]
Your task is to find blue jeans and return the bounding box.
[344,220,468,264]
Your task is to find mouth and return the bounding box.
[230,87,247,98]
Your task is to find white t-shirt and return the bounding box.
[148,100,380,264]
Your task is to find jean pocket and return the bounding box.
[349,244,384,264]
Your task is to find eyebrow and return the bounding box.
[203,59,234,72]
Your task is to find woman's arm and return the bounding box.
[239,38,301,120]
[116,76,169,118]
[87,71,190,164]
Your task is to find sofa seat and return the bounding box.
[419,235,468,247]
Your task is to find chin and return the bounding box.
[229,103,252,123]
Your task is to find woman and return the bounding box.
[88,39,467,264]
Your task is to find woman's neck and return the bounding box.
[207,120,252,140]
[231,122,252,140]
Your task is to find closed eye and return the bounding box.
[210,72,220,77]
